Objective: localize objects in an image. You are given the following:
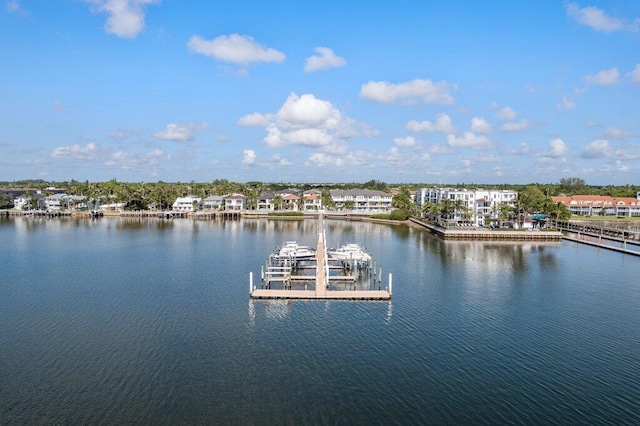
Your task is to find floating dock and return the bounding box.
[250,213,392,300]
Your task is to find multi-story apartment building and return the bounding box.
[415,188,517,227]
[329,189,393,213]
[551,194,640,217]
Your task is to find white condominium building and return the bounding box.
[415,188,517,226]
[329,189,393,213]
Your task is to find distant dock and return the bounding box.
[250,213,392,301]
[409,218,563,241]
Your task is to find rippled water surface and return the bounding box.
[1,217,639,424]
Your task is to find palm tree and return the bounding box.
[441,199,455,221]
[273,195,284,211]
[499,203,514,227]
[343,200,355,211]
[453,199,464,222]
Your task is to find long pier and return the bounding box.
[250,213,392,300]
[409,218,562,241]
[551,219,640,256]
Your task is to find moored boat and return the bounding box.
[328,243,371,262]
[275,241,316,260]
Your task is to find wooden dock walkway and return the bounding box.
[409,218,562,241]
[249,289,391,300]
[250,212,392,301]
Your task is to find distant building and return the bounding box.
[552,194,640,217]
[172,196,202,212]
[224,194,246,211]
[203,196,224,211]
[329,189,393,213]
[303,189,322,211]
[257,193,276,211]
[415,188,518,227]
[43,194,86,212]
[99,203,126,212]
[13,194,45,210]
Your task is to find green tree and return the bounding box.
[273,195,284,211]
[342,200,355,211]
[499,203,514,225]
[321,188,335,210]
[558,177,586,195]
[392,187,416,215]
[440,199,455,221]
[0,194,13,209]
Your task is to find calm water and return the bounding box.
[1,217,639,425]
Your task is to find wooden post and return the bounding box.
[388,273,393,295]
[249,272,253,293]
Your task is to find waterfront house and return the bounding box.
[172,196,202,212]
[551,194,640,217]
[257,193,276,211]
[43,194,87,212]
[281,193,301,210]
[329,189,393,213]
[13,194,44,210]
[203,196,224,211]
[303,189,322,211]
[224,194,246,211]
[99,203,126,212]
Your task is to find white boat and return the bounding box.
[328,243,371,262]
[275,241,316,260]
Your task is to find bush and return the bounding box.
[389,209,410,221]
[370,213,391,220]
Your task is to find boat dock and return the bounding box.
[250,213,392,300]
[409,218,563,241]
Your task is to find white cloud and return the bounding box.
[51,142,99,161]
[304,47,346,72]
[543,138,568,158]
[6,0,27,15]
[305,150,373,168]
[360,79,456,105]
[628,64,640,84]
[496,106,516,121]
[84,0,158,39]
[470,117,492,135]
[242,149,256,165]
[271,154,292,166]
[501,119,530,132]
[557,95,576,112]
[280,128,334,147]
[603,127,632,139]
[107,128,141,140]
[394,136,417,147]
[243,93,374,154]
[446,132,492,150]
[237,112,271,127]
[105,149,167,169]
[425,144,455,155]
[275,93,340,130]
[584,68,619,85]
[600,161,630,173]
[613,148,640,161]
[565,3,638,33]
[187,34,285,65]
[405,113,456,134]
[52,101,68,113]
[581,139,613,159]
[154,121,209,143]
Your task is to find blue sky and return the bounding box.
[1,1,639,185]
